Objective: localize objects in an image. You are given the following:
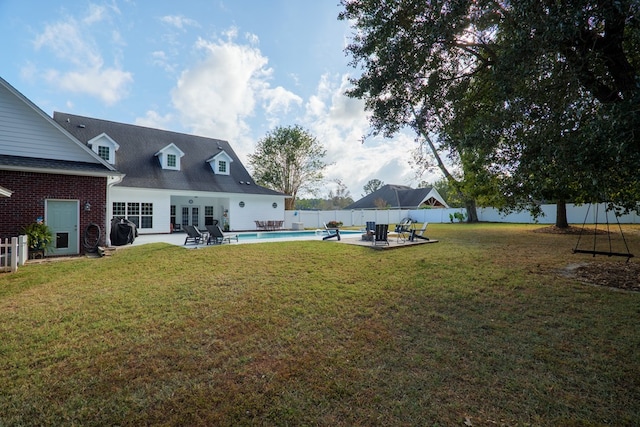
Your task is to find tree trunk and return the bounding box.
[555,200,569,228]
[285,197,296,210]
[465,198,479,223]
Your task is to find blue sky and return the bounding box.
[0,0,435,198]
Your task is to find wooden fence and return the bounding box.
[0,235,28,273]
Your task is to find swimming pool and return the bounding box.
[237,229,361,241]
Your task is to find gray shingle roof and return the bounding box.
[0,154,115,175]
[53,112,284,196]
[345,184,437,209]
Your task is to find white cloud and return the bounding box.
[170,33,302,156]
[83,4,107,25]
[43,68,130,105]
[159,15,200,30]
[135,110,174,130]
[146,31,423,199]
[298,73,421,198]
[31,8,132,105]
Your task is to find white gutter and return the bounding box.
[105,174,125,246]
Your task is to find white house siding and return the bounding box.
[228,194,286,230]
[0,80,101,164]
[110,187,171,235]
[110,186,285,234]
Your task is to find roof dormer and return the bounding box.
[155,143,185,171]
[207,151,233,175]
[87,133,120,165]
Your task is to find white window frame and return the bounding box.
[155,143,185,171]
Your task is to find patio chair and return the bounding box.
[372,224,389,246]
[322,222,341,240]
[409,223,429,241]
[361,221,376,241]
[207,224,238,244]
[184,225,207,245]
[394,218,413,243]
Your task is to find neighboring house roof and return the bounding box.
[0,77,119,177]
[345,184,449,209]
[53,112,285,196]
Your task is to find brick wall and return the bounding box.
[0,170,108,253]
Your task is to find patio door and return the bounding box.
[181,206,200,228]
[46,200,79,256]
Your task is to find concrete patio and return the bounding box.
[127,230,437,250]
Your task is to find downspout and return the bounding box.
[105,174,125,246]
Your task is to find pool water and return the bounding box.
[237,229,361,240]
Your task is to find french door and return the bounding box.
[181,206,200,228]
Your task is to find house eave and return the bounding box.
[0,164,124,178]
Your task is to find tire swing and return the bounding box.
[572,203,634,262]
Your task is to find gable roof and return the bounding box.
[0,77,118,177]
[53,112,284,196]
[345,184,448,209]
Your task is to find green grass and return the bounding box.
[1,223,639,426]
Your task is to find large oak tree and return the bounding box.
[340,0,640,225]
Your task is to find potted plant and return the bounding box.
[21,222,54,258]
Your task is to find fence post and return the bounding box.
[11,237,18,273]
[18,235,27,266]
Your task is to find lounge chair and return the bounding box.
[372,224,389,246]
[207,224,238,244]
[322,222,341,240]
[409,223,429,241]
[184,225,207,245]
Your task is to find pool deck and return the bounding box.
[127,230,437,250]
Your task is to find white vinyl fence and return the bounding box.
[284,203,639,230]
[0,235,28,273]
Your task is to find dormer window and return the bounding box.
[97,146,110,161]
[87,133,119,165]
[155,143,185,170]
[207,151,233,176]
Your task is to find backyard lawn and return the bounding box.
[1,223,638,426]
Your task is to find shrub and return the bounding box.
[21,223,54,252]
[449,212,467,223]
[326,220,343,228]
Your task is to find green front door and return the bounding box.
[46,200,79,256]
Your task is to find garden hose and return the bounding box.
[83,223,101,253]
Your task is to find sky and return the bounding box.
[0,0,438,199]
